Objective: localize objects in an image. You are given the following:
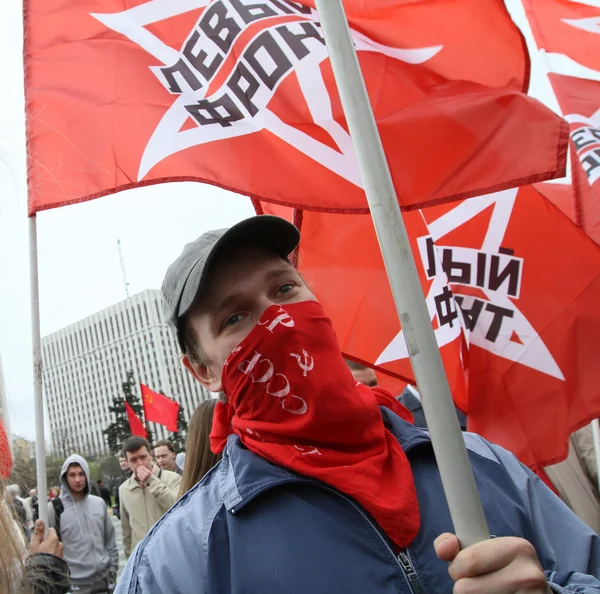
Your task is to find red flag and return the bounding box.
[523,0,600,71]
[141,384,180,432]
[125,401,147,438]
[548,74,600,244]
[25,0,566,215]
[0,420,12,479]
[280,187,600,469]
[534,182,575,223]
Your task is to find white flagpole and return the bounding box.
[591,420,600,493]
[313,0,489,546]
[29,215,48,526]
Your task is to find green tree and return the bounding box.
[168,403,188,452]
[46,455,65,488]
[87,460,101,482]
[103,370,152,454]
[98,454,124,504]
[98,455,122,484]
[9,453,36,494]
[9,454,66,494]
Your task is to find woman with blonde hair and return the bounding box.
[1,367,69,591]
[179,399,222,497]
[0,487,70,593]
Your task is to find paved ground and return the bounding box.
[111,514,127,579]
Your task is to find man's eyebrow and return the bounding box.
[213,293,241,318]
[208,293,242,334]
[209,266,297,323]
[265,264,297,281]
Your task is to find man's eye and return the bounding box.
[278,283,294,295]
[225,314,243,327]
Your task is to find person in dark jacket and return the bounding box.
[117,216,600,594]
[96,480,112,508]
[398,384,468,431]
[344,361,467,430]
[30,492,39,524]
[113,454,132,519]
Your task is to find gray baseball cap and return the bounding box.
[162,215,300,331]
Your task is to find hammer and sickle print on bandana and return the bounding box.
[211,300,420,549]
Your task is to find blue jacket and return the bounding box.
[117,409,600,593]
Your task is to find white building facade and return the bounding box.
[42,289,212,457]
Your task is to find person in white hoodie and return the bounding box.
[47,454,118,593]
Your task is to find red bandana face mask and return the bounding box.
[210,300,420,549]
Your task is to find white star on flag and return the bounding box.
[376,188,565,381]
[91,0,442,182]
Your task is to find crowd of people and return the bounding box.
[2,214,600,593]
[0,409,217,594]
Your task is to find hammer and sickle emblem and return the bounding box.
[290,350,314,377]
[294,445,321,456]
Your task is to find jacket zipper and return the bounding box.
[313,485,427,594]
[232,479,427,594]
[397,549,426,594]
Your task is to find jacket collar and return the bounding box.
[219,407,431,513]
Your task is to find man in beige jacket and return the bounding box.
[545,425,600,534]
[119,436,181,557]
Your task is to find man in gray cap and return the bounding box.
[116,215,599,594]
[161,215,302,391]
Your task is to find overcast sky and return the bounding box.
[0,0,567,441]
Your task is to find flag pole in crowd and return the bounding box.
[28,215,48,525]
[313,0,490,546]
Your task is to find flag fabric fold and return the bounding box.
[141,384,180,433]
[25,0,566,214]
[523,0,600,72]
[522,2,600,244]
[264,186,600,469]
[548,74,600,244]
[125,401,148,438]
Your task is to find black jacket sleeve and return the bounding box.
[24,553,71,594]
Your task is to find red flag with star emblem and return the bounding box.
[25,0,566,215]
[548,74,600,245]
[523,0,600,72]
[272,186,600,469]
[125,401,148,438]
[141,384,180,432]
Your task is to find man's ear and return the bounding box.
[182,354,223,392]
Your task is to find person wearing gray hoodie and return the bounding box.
[47,454,119,593]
